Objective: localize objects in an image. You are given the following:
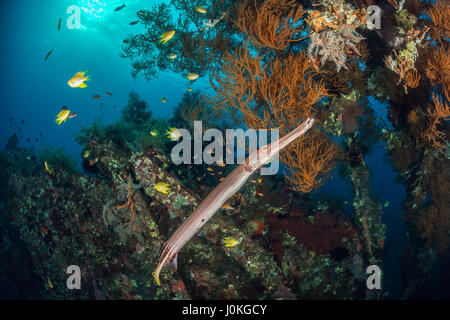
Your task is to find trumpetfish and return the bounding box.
[153,118,315,285]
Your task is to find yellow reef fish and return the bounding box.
[222,237,239,247]
[186,73,199,81]
[150,130,158,137]
[187,87,192,91]
[166,128,182,141]
[167,53,177,60]
[161,97,167,103]
[68,70,90,88]
[55,106,71,125]
[44,161,53,175]
[159,30,175,44]
[47,277,53,289]
[155,182,171,194]
[195,6,207,14]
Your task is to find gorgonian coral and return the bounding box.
[211,45,337,193]
[305,0,368,72]
[234,0,307,50]
[420,93,450,151]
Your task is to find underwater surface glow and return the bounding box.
[80,0,107,19]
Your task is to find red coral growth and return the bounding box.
[268,203,358,260]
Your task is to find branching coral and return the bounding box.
[320,41,370,96]
[121,92,152,125]
[404,69,421,90]
[281,132,337,193]
[111,181,141,232]
[387,0,401,10]
[179,94,217,130]
[121,0,236,80]
[234,0,307,50]
[305,0,367,72]
[425,45,450,102]
[421,93,450,151]
[212,46,327,131]
[385,48,422,94]
[211,46,336,193]
[424,0,450,44]
[308,25,365,72]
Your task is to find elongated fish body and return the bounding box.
[153,118,315,284]
[114,4,126,12]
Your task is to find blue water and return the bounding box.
[0,0,408,298]
[0,0,210,168]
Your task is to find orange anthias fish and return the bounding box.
[105,92,112,96]
[93,95,100,99]
[220,202,235,211]
[68,71,90,88]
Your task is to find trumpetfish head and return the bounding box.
[245,118,316,171]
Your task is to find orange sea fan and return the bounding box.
[234,0,308,50]
[424,0,450,43]
[421,93,450,151]
[281,132,338,193]
[404,69,421,90]
[211,45,336,193]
